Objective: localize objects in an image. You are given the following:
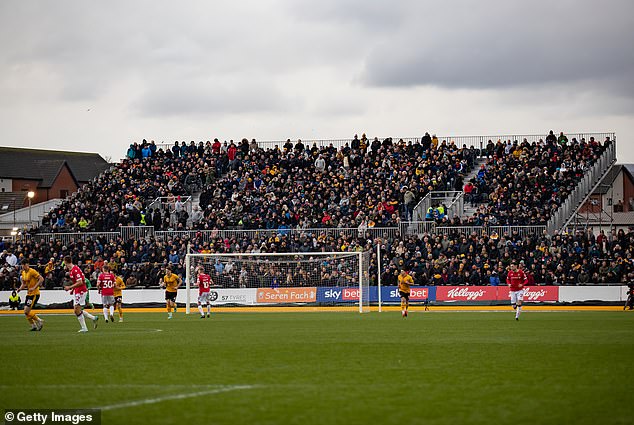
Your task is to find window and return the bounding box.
[60,190,69,198]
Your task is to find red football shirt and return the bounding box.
[197,273,211,294]
[507,270,527,292]
[98,272,116,296]
[69,265,87,294]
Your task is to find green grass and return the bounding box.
[1,311,633,425]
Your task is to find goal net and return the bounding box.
[185,251,371,313]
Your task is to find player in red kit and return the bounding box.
[97,264,117,323]
[196,266,213,318]
[63,256,99,332]
[507,262,528,320]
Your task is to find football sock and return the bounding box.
[83,310,96,320]
[207,305,211,314]
[77,312,88,331]
[103,308,109,320]
[198,305,204,316]
[117,306,123,318]
[109,306,115,318]
[516,306,522,318]
[167,304,171,313]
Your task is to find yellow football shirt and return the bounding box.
[113,276,126,297]
[397,273,413,294]
[164,274,180,292]
[22,268,42,296]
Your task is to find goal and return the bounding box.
[185,251,371,313]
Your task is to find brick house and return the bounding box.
[0,147,110,212]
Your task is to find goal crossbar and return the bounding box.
[185,251,370,313]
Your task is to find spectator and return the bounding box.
[9,290,20,310]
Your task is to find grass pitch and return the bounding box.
[1,310,632,425]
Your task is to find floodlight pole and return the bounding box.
[28,191,35,226]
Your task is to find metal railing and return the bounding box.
[24,232,121,246]
[22,226,403,246]
[411,191,463,224]
[547,141,617,233]
[401,222,547,237]
[148,196,193,214]
[446,192,465,219]
[155,227,402,243]
[121,225,155,240]
[400,221,436,236]
[21,223,557,247]
[433,225,547,237]
[153,132,615,155]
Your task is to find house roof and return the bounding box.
[34,160,76,188]
[0,192,26,214]
[0,146,109,184]
[592,165,629,195]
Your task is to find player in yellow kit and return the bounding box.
[113,275,126,322]
[397,267,413,318]
[160,267,181,319]
[17,263,44,331]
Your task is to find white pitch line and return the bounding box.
[98,385,256,411]
[0,384,227,389]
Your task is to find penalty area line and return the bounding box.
[98,385,257,411]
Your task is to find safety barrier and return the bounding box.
[155,132,615,154]
[155,227,402,242]
[24,232,120,245]
[24,224,551,245]
[401,223,547,237]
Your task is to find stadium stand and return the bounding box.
[463,135,609,225]
[1,132,629,291]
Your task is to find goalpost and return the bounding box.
[185,250,371,313]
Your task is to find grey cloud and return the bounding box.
[0,0,364,110]
[134,78,298,117]
[286,0,412,28]
[361,1,634,93]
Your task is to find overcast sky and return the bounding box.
[1,0,633,163]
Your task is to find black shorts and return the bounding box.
[165,291,177,302]
[399,291,410,300]
[114,296,122,305]
[25,294,40,308]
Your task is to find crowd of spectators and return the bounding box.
[194,135,476,229]
[2,224,633,291]
[0,131,624,292]
[461,133,610,225]
[39,135,478,233]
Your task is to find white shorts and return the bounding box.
[198,292,210,305]
[101,295,115,306]
[73,292,88,306]
[510,289,525,304]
